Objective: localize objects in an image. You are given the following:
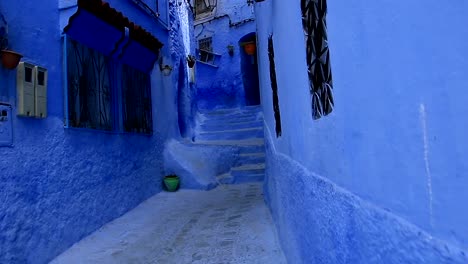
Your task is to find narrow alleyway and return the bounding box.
[51,183,286,264]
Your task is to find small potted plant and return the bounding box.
[0,14,22,70]
[187,55,196,68]
[163,174,180,192]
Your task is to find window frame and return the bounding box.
[196,36,221,66]
[194,0,217,22]
[301,0,335,120]
[62,34,153,135]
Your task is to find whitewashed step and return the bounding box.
[197,127,264,141]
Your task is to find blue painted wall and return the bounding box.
[194,0,257,110]
[0,0,180,263]
[168,0,197,140]
[255,0,468,263]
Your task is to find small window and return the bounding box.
[301,0,334,120]
[195,0,214,18]
[199,37,213,52]
[65,37,153,134]
[198,37,215,64]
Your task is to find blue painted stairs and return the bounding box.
[195,106,266,184]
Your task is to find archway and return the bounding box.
[239,33,260,106]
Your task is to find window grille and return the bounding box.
[66,37,153,134]
[66,37,112,130]
[301,0,334,120]
[199,37,213,52]
[268,35,282,137]
[122,65,153,134]
[198,37,215,64]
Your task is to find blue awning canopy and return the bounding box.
[64,0,163,73]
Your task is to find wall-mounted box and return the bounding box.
[34,66,48,118]
[0,103,13,147]
[17,62,36,117]
[16,62,48,118]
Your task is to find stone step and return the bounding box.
[197,127,264,141]
[202,114,262,124]
[233,173,265,184]
[203,110,261,118]
[200,120,264,131]
[192,139,265,154]
[231,164,265,179]
[200,105,262,116]
[217,173,234,185]
[236,153,266,166]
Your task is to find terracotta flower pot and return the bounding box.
[243,42,256,55]
[1,50,22,69]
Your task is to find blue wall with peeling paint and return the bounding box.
[194,1,257,110]
[0,0,182,263]
[255,0,468,263]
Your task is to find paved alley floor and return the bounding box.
[51,183,286,264]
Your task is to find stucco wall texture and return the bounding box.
[0,0,179,263]
[194,1,256,110]
[255,0,468,263]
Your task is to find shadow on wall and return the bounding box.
[177,58,188,138]
[239,32,260,106]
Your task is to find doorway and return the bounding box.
[239,33,260,106]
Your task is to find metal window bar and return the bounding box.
[199,37,213,52]
[66,37,112,130]
[198,37,216,64]
[121,64,153,134]
[301,0,334,120]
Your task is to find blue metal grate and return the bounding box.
[66,36,153,134]
[66,37,112,130]
[122,64,153,134]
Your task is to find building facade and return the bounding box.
[0,0,190,263]
[254,0,468,263]
[193,0,259,110]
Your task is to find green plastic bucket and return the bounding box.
[164,176,180,192]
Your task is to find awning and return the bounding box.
[64,0,163,72]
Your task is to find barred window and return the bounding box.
[199,37,213,52]
[65,36,153,134]
[122,65,153,134]
[198,37,215,64]
[301,0,334,120]
[66,37,112,130]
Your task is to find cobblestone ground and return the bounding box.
[51,183,286,264]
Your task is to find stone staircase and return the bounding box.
[195,106,266,184]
